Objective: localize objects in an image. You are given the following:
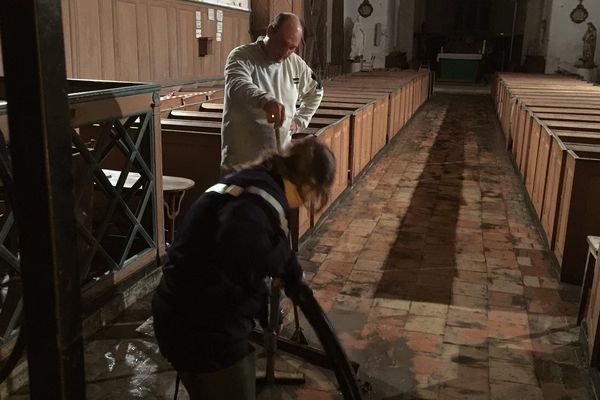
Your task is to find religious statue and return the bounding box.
[349,17,365,62]
[581,22,597,68]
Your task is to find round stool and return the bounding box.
[162,175,195,244]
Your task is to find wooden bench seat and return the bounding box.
[170,110,222,121]
[530,107,600,115]
[161,118,221,132]
[543,120,600,132]
[537,113,600,122]
[200,102,224,111]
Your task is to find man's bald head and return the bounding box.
[269,13,302,32]
[263,13,303,63]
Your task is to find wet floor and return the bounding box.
[10,93,594,399]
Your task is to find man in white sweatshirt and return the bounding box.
[220,13,324,170]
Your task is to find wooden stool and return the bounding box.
[162,175,195,244]
[578,235,600,325]
[102,169,195,244]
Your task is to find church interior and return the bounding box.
[1,0,600,399]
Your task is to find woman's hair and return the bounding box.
[257,136,336,211]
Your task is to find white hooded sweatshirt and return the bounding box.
[220,38,323,169]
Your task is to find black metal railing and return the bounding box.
[0,79,162,381]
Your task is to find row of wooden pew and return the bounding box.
[493,73,600,285]
[160,69,432,240]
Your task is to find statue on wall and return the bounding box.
[349,17,365,62]
[581,22,597,68]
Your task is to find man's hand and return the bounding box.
[289,120,298,134]
[263,100,285,128]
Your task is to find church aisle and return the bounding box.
[288,93,593,399]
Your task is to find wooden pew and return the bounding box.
[160,118,222,225]
[170,110,222,121]
[307,116,351,227]
[161,118,221,133]
[553,144,600,283]
[324,89,389,154]
[320,97,377,180]
[494,73,600,286]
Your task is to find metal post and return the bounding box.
[0,1,86,399]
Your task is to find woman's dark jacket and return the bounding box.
[152,168,303,373]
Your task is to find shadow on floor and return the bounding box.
[376,94,469,304]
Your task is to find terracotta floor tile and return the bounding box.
[488,278,524,295]
[331,241,365,253]
[489,359,538,385]
[452,294,488,310]
[487,320,530,341]
[444,326,489,347]
[540,382,593,400]
[488,340,534,365]
[340,281,377,298]
[453,280,488,299]
[411,354,442,375]
[488,309,529,325]
[490,381,543,400]
[353,259,384,273]
[455,269,487,283]
[326,251,359,263]
[438,386,489,400]
[405,315,447,335]
[409,301,449,318]
[404,331,444,354]
[447,305,487,328]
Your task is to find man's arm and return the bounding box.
[293,61,324,130]
[224,47,275,109]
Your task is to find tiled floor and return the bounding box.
[13,93,594,399]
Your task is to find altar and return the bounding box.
[437,53,482,82]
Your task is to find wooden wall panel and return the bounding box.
[177,9,196,80]
[148,4,171,82]
[292,0,303,18]
[62,0,73,77]
[137,2,151,81]
[195,9,207,78]
[68,0,250,83]
[211,13,223,76]
[115,0,140,81]
[272,0,293,15]
[251,1,270,38]
[167,7,179,79]
[0,1,251,83]
[74,0,103,78]
[99,0,116,78]
[250,0,303,39]
[223,15,234,69]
